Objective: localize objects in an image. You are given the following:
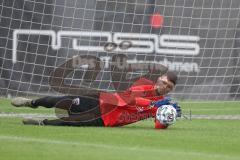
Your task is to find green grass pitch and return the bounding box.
[0,98,240,160]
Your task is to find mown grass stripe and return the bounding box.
[0,135,239,160]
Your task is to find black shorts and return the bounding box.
[36,95,105,126]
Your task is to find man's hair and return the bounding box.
[165,71,178,85]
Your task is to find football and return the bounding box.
[156,105,177,125]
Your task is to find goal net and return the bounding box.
[0,0,240,100]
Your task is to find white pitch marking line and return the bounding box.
[0,113,56,118]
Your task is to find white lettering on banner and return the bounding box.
[99,56,200,73]
[113,33,200,55]
[12,29,200,63]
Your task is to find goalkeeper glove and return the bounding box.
[152,97,171,108]
[152,97,182,118]
[171,102,182,118]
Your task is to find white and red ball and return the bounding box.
[156,105,177,125]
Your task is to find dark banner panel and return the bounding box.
[0,0,240,100]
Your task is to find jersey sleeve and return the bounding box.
[134,97,152,107]
[121,78,160,107]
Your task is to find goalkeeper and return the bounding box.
[11,72,181,129]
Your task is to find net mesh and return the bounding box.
[0,0,240,100]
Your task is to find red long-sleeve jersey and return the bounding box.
[99,78,167,129]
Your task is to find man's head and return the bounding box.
[155,72,178,95]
